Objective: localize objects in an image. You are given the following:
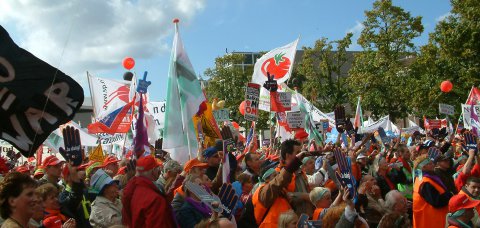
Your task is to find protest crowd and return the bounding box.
[1,8,480,228]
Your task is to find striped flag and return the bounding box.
[353,96,363,129]
[244,122,256,153]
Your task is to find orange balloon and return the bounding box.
[123,57,135,70]
[239,101,246,115]
[440,80,453,93]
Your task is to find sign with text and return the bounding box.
[213,108,230,122]
[286,111,305,129]
[462,104,480,130]
[276,92,292,111]
[439,103,455,116]
[245,83,261,121]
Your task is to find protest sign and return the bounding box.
[286,111,305,129]
[424,118,447,130]
[276,92,292,111]
[358,116,389,133]
[462,104,480,129]
[0,25,84,157]
[213,108,230,122]
[439,103,455,116]
[245,83,260,121]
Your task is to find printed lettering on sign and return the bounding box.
[245,83,261,121]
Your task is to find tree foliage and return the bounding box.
[293,34,353,112]
[348,0,423,121]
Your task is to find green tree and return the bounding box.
[408,0,480,118]
[348,0,423,121]
[204,53,270,130]
[293,34,353,112]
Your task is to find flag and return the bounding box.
[88,101,134,134]
[353,96,363,128]
[133,94,150,158]
[466,87,480,105]
[163,22,206,164]
[295,91,323,144]
[253,39,299,111]
[244,122,256,153]
[35,145,43,167]
[471,103,480,137]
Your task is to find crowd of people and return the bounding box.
[0,126,478,228]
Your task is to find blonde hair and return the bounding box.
[278,210,298,228]
[309,187,330,206]
[35,183,59,201]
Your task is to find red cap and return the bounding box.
[78,161,95,171]
[15,166,30,174]
[136,156,160,171]
[42,155,64,167]
[117,166,127,175]
[449,194,480,212]
[102,156,120,167]
[184,158,208,173]
[295,129,308,140]
[42,215,63,227]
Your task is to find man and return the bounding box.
[384,190,408,215]
[169,158,209,211]
[122,156,176,227]
[156,160,182,194]
[459,177,480,227]
[102,156,120,178]
[397,145,414,200]
[203,146,222,181]
[243,152,261,184]
[435,153,457,195]
[38,155,64,189]
[59,163,91,228]
[277,139,314,217]
[446,194,480,228]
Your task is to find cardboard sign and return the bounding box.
[245,83,261,121]
[439,103,455,116]
[0,26,84,157]
[276,92,292,111]
[424,118,447,130]
[462,105,480,130]
[213,108,230,122]
[286,111,305,129]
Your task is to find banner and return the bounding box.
[0,25,84,157]
[275,92,292,111]
[424,118,447,130]
[286,111,305,129]
[439,103,455,116]
[87,73,131,118]
[245,83,260,121]
[358,116,390,133]
[462,104,480,129]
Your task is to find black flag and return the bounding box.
[0,25,84,157]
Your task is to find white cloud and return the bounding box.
[436,12,452,22]
[0,0,205,81]
[346,21,364,51]
[347,21,364,34]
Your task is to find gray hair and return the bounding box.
[384,190,403,210]
[163,160,182,173]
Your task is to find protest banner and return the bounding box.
[213,108,230,122]
[462,104,480,129]
[286,111,305,129]
[439,103,455,116]
[424,118,447,130]
[358,116,390,133]
[275,92,292,111]
[245,83,260,121]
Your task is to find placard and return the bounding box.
[245,83,261,121]
[439,103,455,116]
[213,108,230,122]
[276,92,292,111]
[462,104,480,129]
[286,111,305,129]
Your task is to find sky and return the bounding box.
[0,0,452,102]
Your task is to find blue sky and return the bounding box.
[0,0,452,102]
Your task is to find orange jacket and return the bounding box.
[252,184,292,228]
[413,177,449,228]
[312,208,324,221]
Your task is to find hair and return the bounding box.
[280,139,301,160]
[163,160,182,173]
[322,203,347,228]
[35,183,59,201]
[278,210,298,228]
[113,174,128,189]
[0,172,37,219]
[309,187,330,206]
[384,190,402,210]
[378,212,410,228]
[466,176,480,185]
[237,173,252,185]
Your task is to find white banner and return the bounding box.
[286,111,305,129]
[358,116,390,133]
[87,73,132,118]
[462,104,480,129]
[439,103,455,116]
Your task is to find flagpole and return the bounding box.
[86,71,98,119]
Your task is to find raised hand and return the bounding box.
[334,105,346,133]
[59,126,83,166]
[427,147,441,161]
[463,132,478,154]
[333,148,357,200]
[218,183,239,219]
[263,72,278,92]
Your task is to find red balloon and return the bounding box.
[173,18,180,23]
[239,101,246,115]
[123,57,135,70]
[232,121,239,129]
[440,80,453,93]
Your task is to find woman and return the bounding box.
[309,187,342,223]
[89,169,122,228]
[0,172,37,228]
[175,174,212,228]
[278,210,298,228]
[35,183,76,228]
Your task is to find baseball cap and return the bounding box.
[42,155,64,167]
[184,158,208,173]
[117,166,127,175]
[78,161,96,171]
[102,156,120,167]
[34,167,45,178]
[448,194,480,213]
[136,156,161,172]
[15,166,30,174]
[203,147,218,158]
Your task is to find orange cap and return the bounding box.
[184,158,208,173]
